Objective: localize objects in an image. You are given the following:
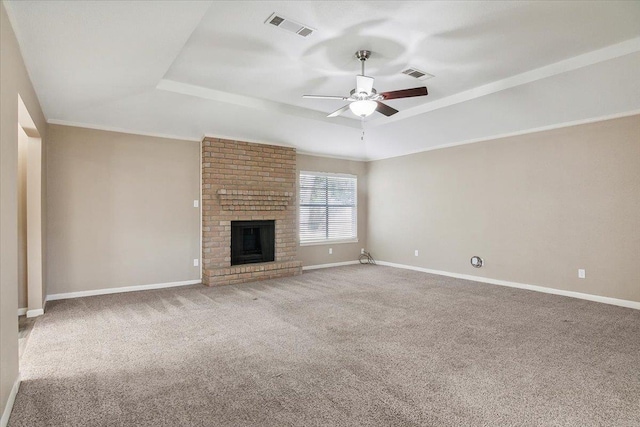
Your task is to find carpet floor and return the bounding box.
[9,265,640,426]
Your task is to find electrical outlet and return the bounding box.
[193,200,199,208]
[414,250,419,257]
[329,248,333,255]
[193,259,199,267]
[578,269,585,279]
[361,248,365,254]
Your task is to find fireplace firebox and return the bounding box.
[231,220,275,266]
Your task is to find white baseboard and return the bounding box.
[17,308,27,316]
[46,279,202,302]
[303,260,360,271]
[376,261,640,310]
[26,309,44,318]
[0,375,21,427]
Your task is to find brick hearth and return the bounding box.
[202,138,302,286]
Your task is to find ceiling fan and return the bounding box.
[303,50,428,118]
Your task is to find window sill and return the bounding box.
[300,238,359,247]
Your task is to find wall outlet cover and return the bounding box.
[194,259,199,267]
[578,269,586,278]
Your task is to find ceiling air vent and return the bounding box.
[265,13,315,37]
[402,67,434,81]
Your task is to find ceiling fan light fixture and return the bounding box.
[349,100,377,117]
[303,50,429,118]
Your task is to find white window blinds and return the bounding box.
[299,172,357,243]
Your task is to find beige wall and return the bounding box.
[297,154,368,267]
[368,115,640,303]
[46,125,201,295]
[0,2,47,420]
[17,127,28,309]
[26,134,44,313]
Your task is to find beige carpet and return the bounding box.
[10,265,640,426]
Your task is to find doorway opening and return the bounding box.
[17,95,44,363]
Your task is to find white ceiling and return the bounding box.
[5,1,640,160]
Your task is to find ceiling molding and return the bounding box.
[367,109,640,162]
[200,133,297,150]
[47,119,201,142]
[369,37,640,128]
[157,79,360,129]
[47,119,348,157]
[296,150,367,162]
[50,110,640,164]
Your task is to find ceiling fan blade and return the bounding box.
[380,86,428,100]
[327,104,351,118]
[302,95,349,100]
[356,75,374,95]
[375,102,399,117]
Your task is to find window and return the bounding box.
[299,172,357,244]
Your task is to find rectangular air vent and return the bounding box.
[265,13,315,37]
[402,67,435,81]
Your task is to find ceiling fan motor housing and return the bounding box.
[350,88,380,100]
[355,50,371,61]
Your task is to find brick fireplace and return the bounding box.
[202,138,302,286]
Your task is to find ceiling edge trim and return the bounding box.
[45,119,350,157]
[369,37,640,128]
[157,79,360,129]
[201,133,296,150]
[366,109,640,162]
[47,119,201,142]
[48,110,640,163]
[296,150,367,162]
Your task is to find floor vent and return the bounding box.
[265,13,315,37]
[402,67,434,81]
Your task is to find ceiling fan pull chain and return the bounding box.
[361,117,365,141]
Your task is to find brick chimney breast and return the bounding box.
[202,138,302,286]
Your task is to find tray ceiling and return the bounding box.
[5,1,640,160]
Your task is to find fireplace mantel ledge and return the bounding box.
[216,188,293,211]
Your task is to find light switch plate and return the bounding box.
[193,200,199,208]
[194,259,199,267]
[578,269,585,279]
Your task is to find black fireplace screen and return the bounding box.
[231,220,275,266]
